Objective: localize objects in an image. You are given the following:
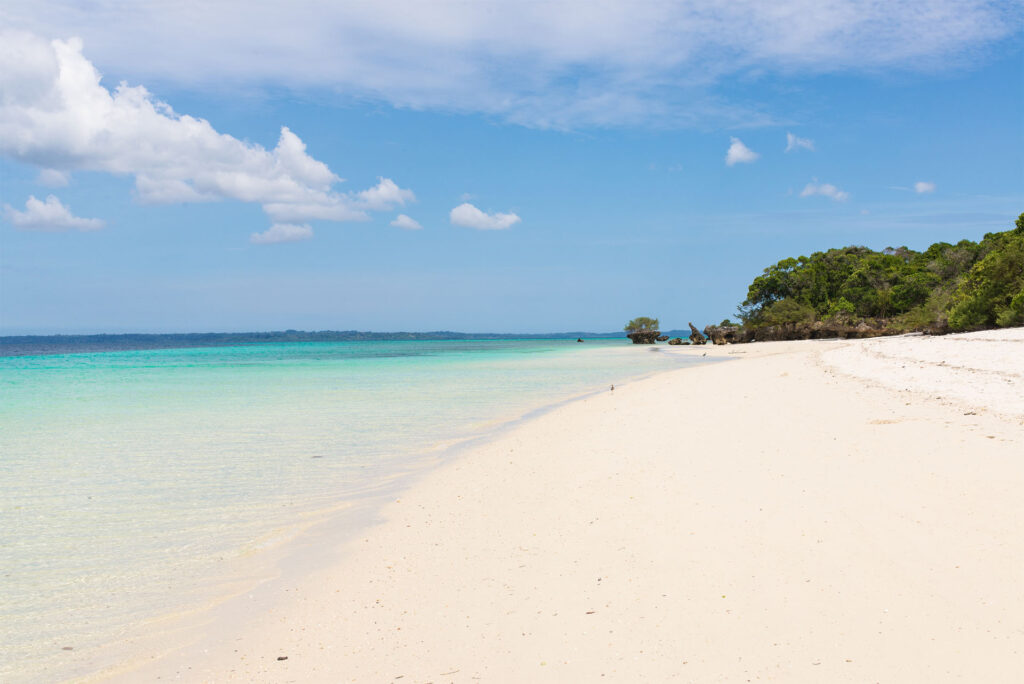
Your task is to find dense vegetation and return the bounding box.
[736,213,1024,333]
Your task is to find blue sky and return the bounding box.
[1,1,1022,334]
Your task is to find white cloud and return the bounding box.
[0,32,413,239]
[37,168,69,186]
[914,181,936,194]
[2,2,1016,129]
[250,223,313,245]
[725,137,758,166]
[450,203,521,231]
[800,181,849,202]
[785,132,814,153]
[390,214,423,230]
[3,194,104,231]
[356,178,416,211]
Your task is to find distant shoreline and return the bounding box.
[0,330,692,357]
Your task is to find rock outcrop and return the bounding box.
[688,323,707,345]
[627,331,661,344]
[667,337,684,345]
[703,324,745,345]
[656,335,669,342]
[700,317,949,345]
[707,319,901,343]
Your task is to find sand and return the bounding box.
[104,330,1023,683]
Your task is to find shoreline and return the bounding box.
[93,333,1024,680]
[28,345,705,684]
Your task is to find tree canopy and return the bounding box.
[736,213,1024,333]
[624,316,660,332]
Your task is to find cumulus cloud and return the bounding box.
[390,214,423,230]
[3,194,104,231]
[800,181,849,202]
[914,181,936,194]
[4,1,1016,129]
[785,132,814,153]
[356,178,416,211]
[450,203,521,231]
[0,32,413,240]
[725,137,758,166]
[250,223,313,245]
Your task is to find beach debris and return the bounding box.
[61,646,73,651]
[277,656,288,661]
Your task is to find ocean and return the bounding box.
[0,338,705,681]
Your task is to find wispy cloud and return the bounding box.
[800,181,849,202]
[390,214,423,230]
[250,223,313,245]
[0,32,413,241]
[785,132,814,153]
[725,137,758,166]
[450,203,520,230]
[2,2,1017,129]
[914,181,936,194]
[3,194,104,231]
[37,168,70,187]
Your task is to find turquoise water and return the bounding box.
[0,339,697,681]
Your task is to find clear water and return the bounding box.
[0,338,699,681]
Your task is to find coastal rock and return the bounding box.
[746,319,893,342]
[704,315,959,345]
[667,337,684,345]
[656,335,669,342]
[688,323,707,345]
[703,324,749,345]
[627,331,661,344]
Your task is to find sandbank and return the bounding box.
[103,330,1023,682]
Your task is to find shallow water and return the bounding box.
[0,338,700,681]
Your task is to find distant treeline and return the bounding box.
[735,212,1024,334]
[0,329,648,357]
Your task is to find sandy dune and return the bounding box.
[106,331,1024,683]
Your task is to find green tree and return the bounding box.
[623,316,660,332]
[759,299,816,326]
[734,211,1021,336]
[948,215,1024,330]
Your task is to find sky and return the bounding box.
[1,1,1022,335]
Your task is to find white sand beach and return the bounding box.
[106,330,1023,683]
